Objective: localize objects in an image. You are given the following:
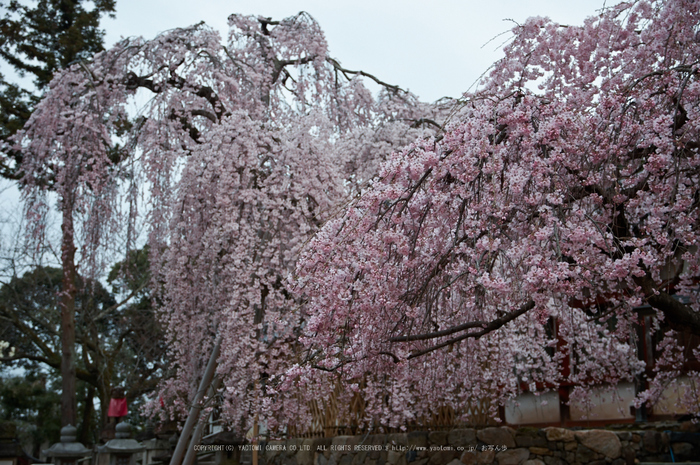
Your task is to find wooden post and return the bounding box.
[252,414,259,465]
[170,337,221,465]
[182,376,223,465]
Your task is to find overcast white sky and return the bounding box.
[103,0,619,103]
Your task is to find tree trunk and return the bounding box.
[98,382,110,429]
[78,384,95,445]
[60,194,78,427]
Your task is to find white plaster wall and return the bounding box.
[569,382,636,421]
[652,375,695,415]
[505,391,561,424]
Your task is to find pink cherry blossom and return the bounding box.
[295,0,700,426]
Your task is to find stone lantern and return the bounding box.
[0,421,26,465]
[97,423,144,465]
[44,425,92,465]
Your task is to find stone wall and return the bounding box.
[246,426,700,465]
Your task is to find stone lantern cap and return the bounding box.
[98,422,145,454]
[44,425,92,458]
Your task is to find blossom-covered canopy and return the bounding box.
[294,0,700,426]
[11,12,438,431]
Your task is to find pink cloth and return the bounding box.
[108,397,128,417]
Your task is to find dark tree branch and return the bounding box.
[1,307,58,361]
[326,57,403,94]
[125,365,162,399]
[379,351,400,363]
[258,17,280,36]
[0,352,56,366]
[405,300,536,359]
[634,273,700,335]
[191,109,218,123]
[410,118,442,129]
[0,346,96,386]
[311,350,400,372]
[272,56,314,84]
[124,71,228,122]
[91,279,149,322]
[390,319,488,342]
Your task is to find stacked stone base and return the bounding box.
[249,426,699,465]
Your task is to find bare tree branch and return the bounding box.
[326,57,403,93]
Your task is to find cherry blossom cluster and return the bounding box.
[294,0,700,426]
[8,12,440,432]
[11,0,700,434]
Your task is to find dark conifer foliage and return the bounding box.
[0,0,116,179]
